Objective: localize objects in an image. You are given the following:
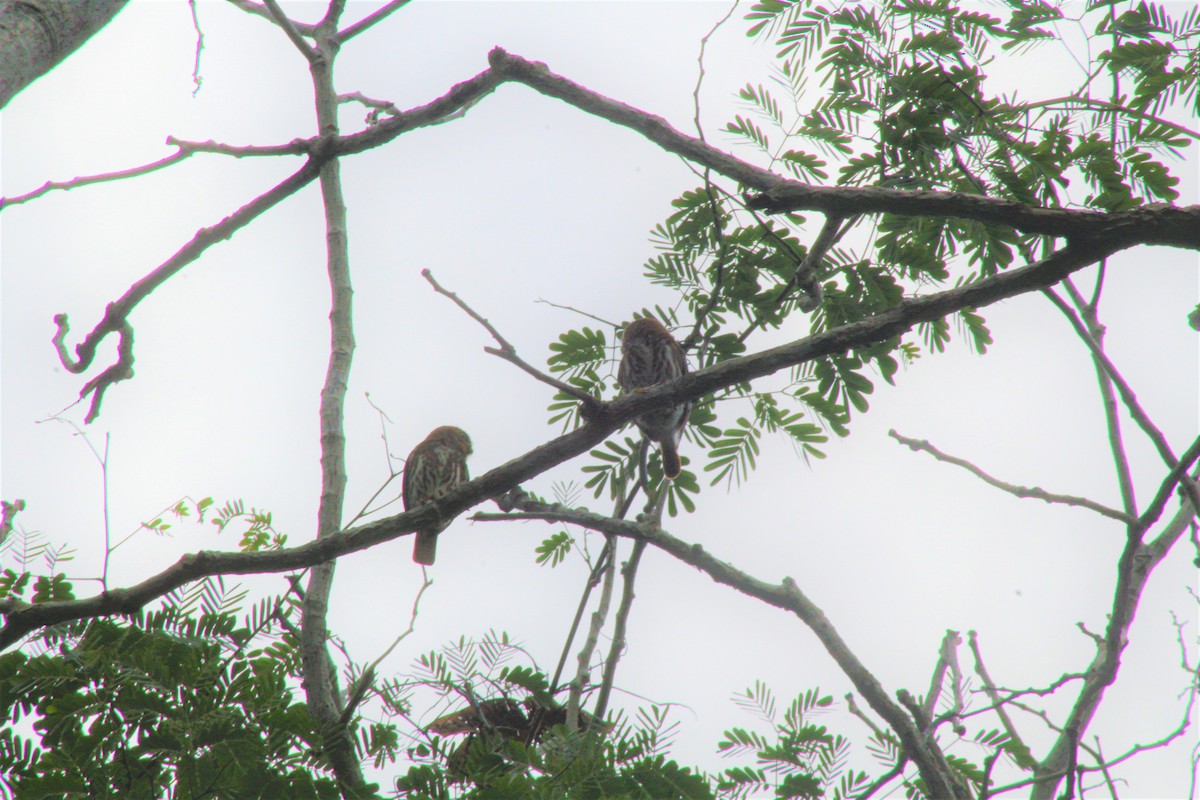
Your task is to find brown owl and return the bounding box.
[403,426,472,565]
[617,318,690,479]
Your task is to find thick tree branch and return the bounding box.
[0,0,129,108]
[889,430,1136,525]
[1032,493,1197,799]
[485,48,1200,251]
[7,235,1126,649]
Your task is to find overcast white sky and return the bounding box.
[2,1,1198,796]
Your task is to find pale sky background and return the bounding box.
[1,1,1198,797]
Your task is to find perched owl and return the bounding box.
[617,318,690,479]
[403,426,472,565]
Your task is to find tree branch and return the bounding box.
[261,0,318,61]
[1032,492,1198,799]
[337,0,411,42]
[421,269,598,409]
[7,234,1129,647]
[486,46,1199,250]
[889,430,1136,525]
[0,150,191,209]
[50,66,503,422]
[592,538,647,723]
[471,501,970,798]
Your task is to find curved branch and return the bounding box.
[890,430,1136,524]
[485,48,1200,251]
[51,66,504,422]
[422,269,598,409]
[471,502,969,798]
[0,150,191,209]
[52,158,322,375]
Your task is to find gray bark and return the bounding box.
[0,0,128,108]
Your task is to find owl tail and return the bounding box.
[660,440,682,480]
[413,532,438,565]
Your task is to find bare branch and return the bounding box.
[261,0,318,61]
[691,0,737,143]
[339,573,432,726]
[549,539,613,695]
[52,68,503,422]
[568,533,616,730]
[1032,493,1198,799]
[1044,286,1199,519]
[422,268,600,410]
[535,298,619,329]
[1046,282,1139,516]
[473,500,971,798]
[0,150,191,209]
[889,430,1136,524]
[485,47,1200,251]
[338,0,411,42]
[187,0,203,95]
[593,538,647,723]
[50,159,323,417]
[167,136,312,157]
[225,0,315,35]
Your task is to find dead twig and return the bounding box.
[890,430,1136,524]
[422,268,600,412]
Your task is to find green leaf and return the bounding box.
[534,531,572,567]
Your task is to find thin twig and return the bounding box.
[166,136,311,157]
[855,759,907,800]
[339,574,433,725]
[535,298,619,329]
[338,0,412,42]
[890,430,1135,524]
[1046,283,1138,518]
[691,0,738,143]
[1047,285,1199,515]
[337,90,401,124]
[0,150,192,209]
[188,0,204,95]
[549,540,613,695]
[422,268,599,408]
[567,533,616,730]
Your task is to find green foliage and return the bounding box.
[0,600,339,799]
[395,638,714,799]
[603,0,1196,507]
[716,684,868,800]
